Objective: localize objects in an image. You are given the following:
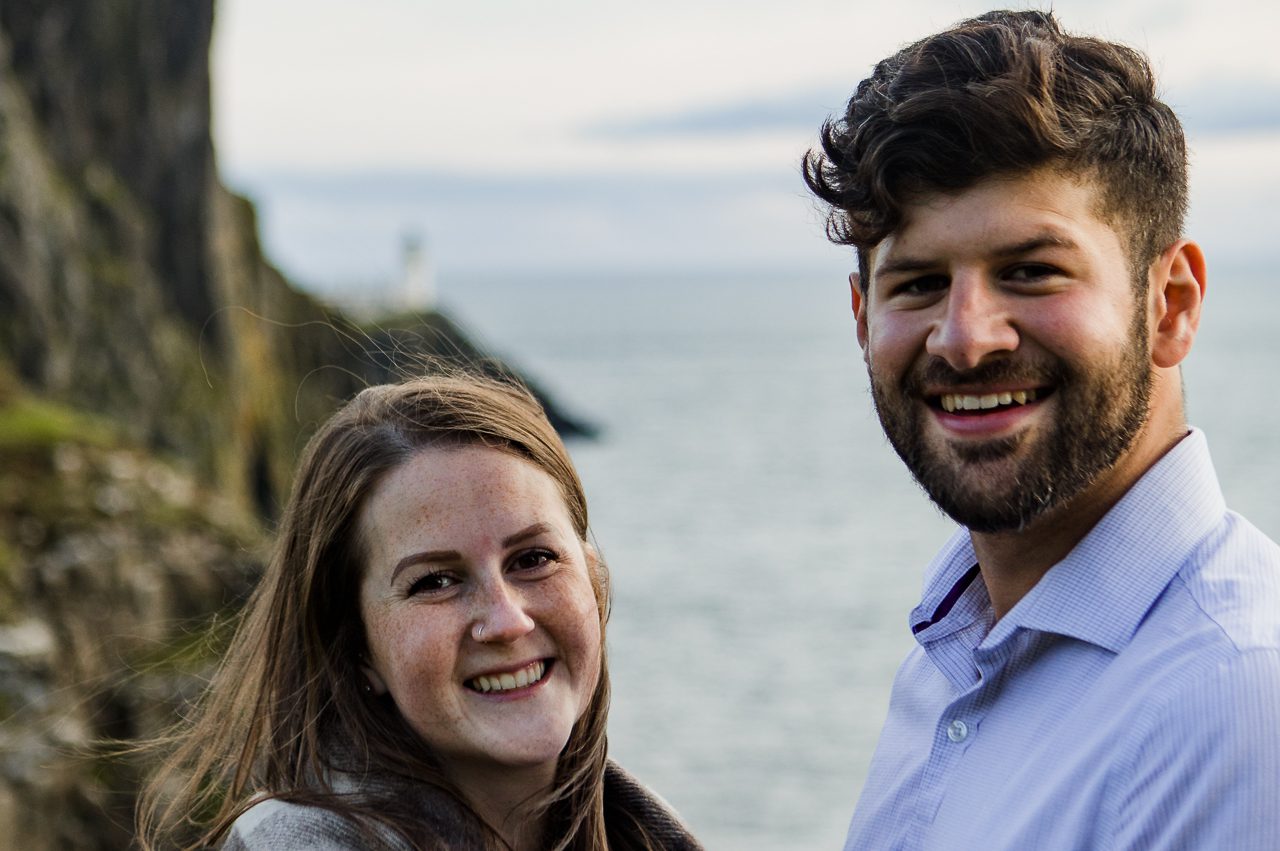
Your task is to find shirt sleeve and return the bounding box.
[1112,648,1280,850]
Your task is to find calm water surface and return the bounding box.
[440,270,1278,850]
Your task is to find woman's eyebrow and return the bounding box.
[503,522,552,547]
[386,523,555,584]
[390,549,459,584]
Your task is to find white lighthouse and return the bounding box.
[399,232,437,310]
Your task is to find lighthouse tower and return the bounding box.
[399,232,437,310]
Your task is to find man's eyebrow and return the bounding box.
[874,233,1081,279]
[874,255,939,278]
[995,233,1080,257]
[386,523,554,585]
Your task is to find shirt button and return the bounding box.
[947,720,969,742]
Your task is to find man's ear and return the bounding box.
[850,272,869,352]
[1148,239,1206,369]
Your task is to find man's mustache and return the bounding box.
[901,357,1068,395]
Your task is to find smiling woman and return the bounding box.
[357,445,604,823]
[135,374,701,851]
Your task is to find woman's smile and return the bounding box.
[466,659,553,695]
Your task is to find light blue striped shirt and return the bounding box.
[845,429,1280,850]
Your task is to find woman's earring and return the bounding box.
[362,681,373,695]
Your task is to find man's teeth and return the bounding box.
[470,661,547,694]
[940,389,1037,413]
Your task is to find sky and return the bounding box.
[211,0,1280,295]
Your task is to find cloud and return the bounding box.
[230,168,799,205]
[227,166,846,292]
[581,87,849,139]
[1172,77,1280,136]
[577,74,1280,143]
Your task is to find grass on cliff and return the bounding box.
[0,395,117,451]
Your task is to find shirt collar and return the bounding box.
[998,428,1224,651]
[911,428,1226,654]
[909,529,985,641]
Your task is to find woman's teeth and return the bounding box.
[469,660,547,693]
[940,389,1037,413]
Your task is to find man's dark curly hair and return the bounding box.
[803,9,1188,289]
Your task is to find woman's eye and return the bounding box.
[407,572,456,596]
[512,550,555,572]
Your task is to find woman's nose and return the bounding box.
[470,581,535,643]
[925,275,1019,370]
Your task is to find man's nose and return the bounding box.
[470,580,536,644]
[925,275,1019,370]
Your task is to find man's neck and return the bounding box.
[971,421,1190,621]
[970,502,1110,621]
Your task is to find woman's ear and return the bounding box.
[583,541,610,618]
[583,540,602,573]
[360,658,388,696]
[1148,239,1206,369]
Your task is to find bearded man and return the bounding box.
[804,10,1280,849]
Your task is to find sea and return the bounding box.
[423,268,1276,850]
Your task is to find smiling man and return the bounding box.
[804,10,1280,850]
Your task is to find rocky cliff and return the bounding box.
[0,3,588,847]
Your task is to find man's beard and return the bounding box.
[868,308,1153,534]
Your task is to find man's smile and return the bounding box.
[937,388,1039,413]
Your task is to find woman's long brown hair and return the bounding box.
[136,374,637,850]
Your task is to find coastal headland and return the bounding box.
[0,3,587,846]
